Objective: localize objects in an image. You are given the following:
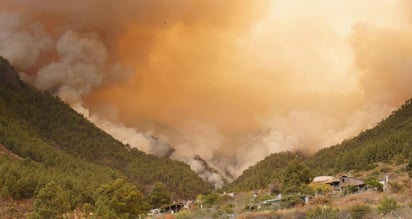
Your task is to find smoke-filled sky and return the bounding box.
[2,0,412,187]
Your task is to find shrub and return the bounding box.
[146,182,171,208]
[32,181,70,218]
[349,204,371,219]
[378,197,399,214]
[219,203,234,214]
[309,196,331,206]
[388,181,403,193]
[175,210,207,219]
[216,194,233,205]
[202,193,220,206]
[306,206,339,219]
[309,183,333,195]
[365,177,383,192]
[94,179,148,218]
[280,193,303,209]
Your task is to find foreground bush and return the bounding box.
[306,206,339,219]
[349,204,371,219]
[378,197,399,214]
[94,179,148,218]
[31,181,70,218]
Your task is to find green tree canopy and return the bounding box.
[33,181,70,218]
[281,159,313,194]
[94,179,148,218]
[147,182,171,209]
[202,193,220,206]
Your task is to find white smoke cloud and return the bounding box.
[0,12,168,159]
[34,30,106,104]
[75,104,227,187]
[32,29,133,104]
[169,121,229,187]
[0,12,51,70]
[72,103,175,157]
[226,104,394,177]
[174,155,227,189]
[0,11,228,187]
[188,158,226,189]
[172,121,223,160]
[26,28,164,157]
[1,1,410,188]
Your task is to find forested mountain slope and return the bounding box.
[0,57,211,203]
[227,98,412,192]
[224,152,301,192]
[307,99,412,172]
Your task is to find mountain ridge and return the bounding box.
[225,98,412,192]
[0,57,22,88]
[0,57,211,200]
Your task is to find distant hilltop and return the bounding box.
[0,57,21,88]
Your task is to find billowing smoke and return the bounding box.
[2,0,412,185]
[184,156,229,189]
[0,12,51,70]
[229,104,394,177]
[350,23,412,106]
[0,10,228,187]
[73,104,175,158]
[34,30,106,104]
[0,12,157,154]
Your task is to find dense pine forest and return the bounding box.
[0,57,211,218]
[307,99,412,171]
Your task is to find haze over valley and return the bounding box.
[2,0,412,189]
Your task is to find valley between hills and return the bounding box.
[2,57,412,218]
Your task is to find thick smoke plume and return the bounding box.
[0,10,230,186]
[35,30,106,104]
[0,12,51,70]
[2,0,412,185]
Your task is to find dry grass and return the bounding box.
[236,211,282,219]
[236,209,307,219]
[206,164,412,218]
[332,191,384,208]
[307,196,331,206]
[0,198,33,218]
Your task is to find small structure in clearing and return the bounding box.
[313,175,366,194]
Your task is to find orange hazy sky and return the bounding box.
[2,0,412,177]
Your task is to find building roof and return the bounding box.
[313,176,338,183]
[340,176,365,187]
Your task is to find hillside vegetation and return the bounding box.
[220,100,412,218]
[3,53,412,217]
[225,152,302,192]
[307,100,412,172]
[227,99,412,192]
[0,57,211,217]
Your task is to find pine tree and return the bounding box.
[147,182,171,208]
[281,159,312,194]
[94,179,148,218]
[33,181,70,218]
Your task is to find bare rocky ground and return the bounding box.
[0,145,22,161]
[0,199,33,218]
